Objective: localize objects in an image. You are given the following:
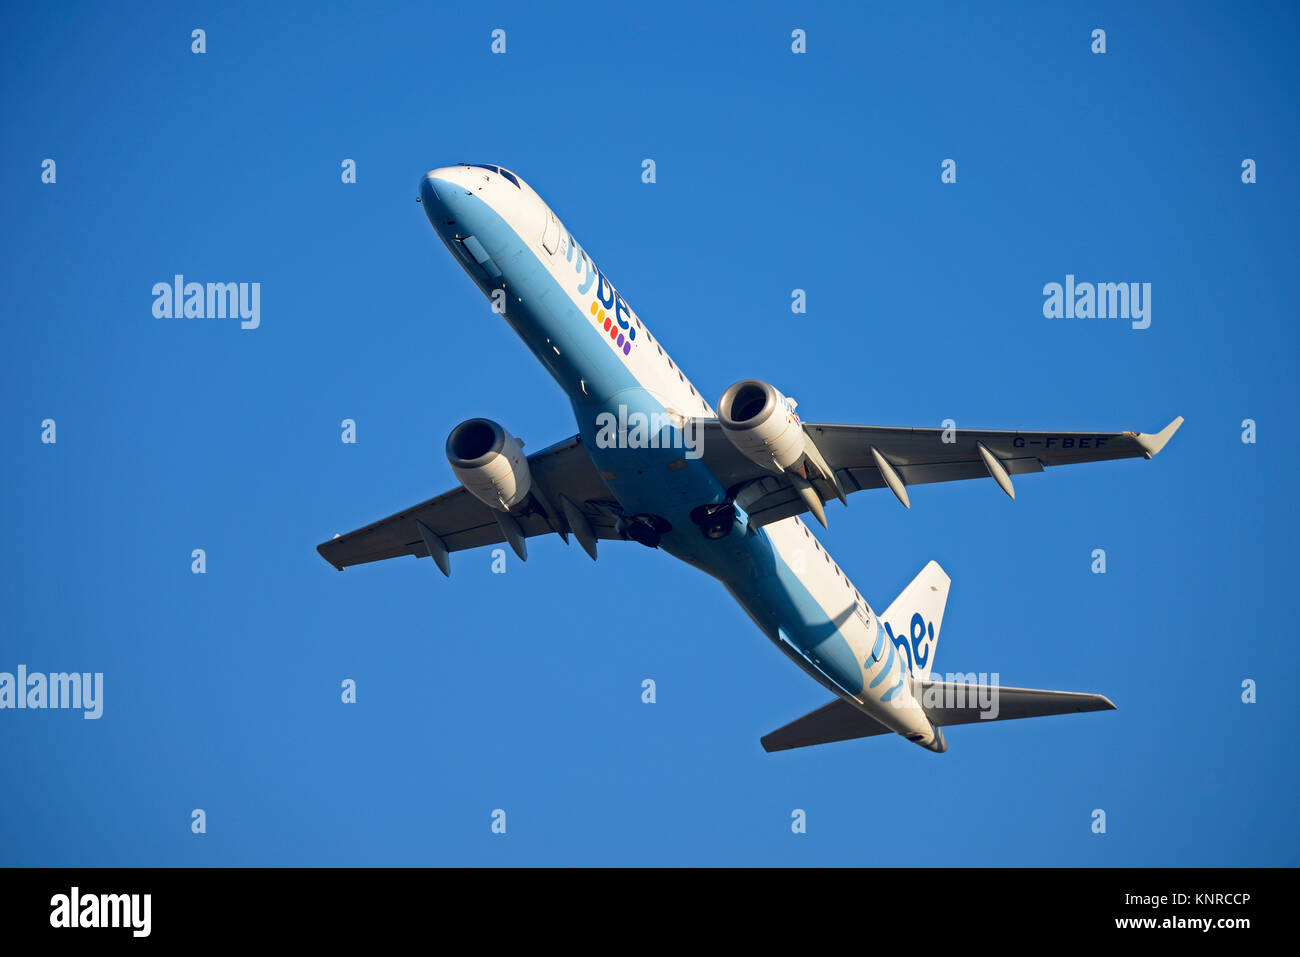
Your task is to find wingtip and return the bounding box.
[1135,415,1184,458]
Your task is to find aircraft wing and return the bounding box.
[317,435,619,571]
[696,415,1183,526]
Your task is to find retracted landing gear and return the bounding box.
[616,514,672,548]
[690,503,736,540]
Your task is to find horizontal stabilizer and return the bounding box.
[918,681,1116,727]
[761,699,891,752]
[761,684,1115,752]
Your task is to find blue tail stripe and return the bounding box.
[881,676,905,703]
[870,640,896,689]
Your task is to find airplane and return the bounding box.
[317,163,1183,753]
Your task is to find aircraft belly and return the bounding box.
[722,528,938,744]
[465,199,941,751]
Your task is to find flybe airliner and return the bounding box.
[318,163,1183,753]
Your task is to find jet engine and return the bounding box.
[716,379,844,528]
[717,379,807,473]
[445,417,532,512]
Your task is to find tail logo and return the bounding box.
[883,613,935,673]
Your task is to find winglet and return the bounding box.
[1133,416,1184,459]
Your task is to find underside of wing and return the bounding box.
[697,416,1183,527]
[316,435,619,570]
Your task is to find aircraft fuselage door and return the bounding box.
[541,208,560,255]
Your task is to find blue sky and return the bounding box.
[1,0,1296,865]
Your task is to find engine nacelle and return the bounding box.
[446,418,532,512]
[717,379,807,474]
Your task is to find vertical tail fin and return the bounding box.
[880,560,950,681]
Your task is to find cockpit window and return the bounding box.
[458,163,521,189]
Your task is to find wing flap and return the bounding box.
[738,458,1048,526]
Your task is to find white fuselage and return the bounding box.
[419,164,942,750]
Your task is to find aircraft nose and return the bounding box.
[420,168,454,204]
[420,168,463,225]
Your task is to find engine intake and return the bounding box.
[717,379,807,474]
[446,418,532,512]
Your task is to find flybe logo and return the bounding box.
[588,297,635,355]
[884,614,935,673]
[567,232,637,357]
